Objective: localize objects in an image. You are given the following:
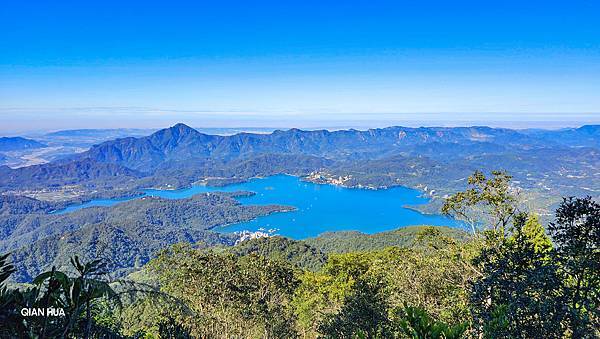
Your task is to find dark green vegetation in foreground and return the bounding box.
[1,171,598,338]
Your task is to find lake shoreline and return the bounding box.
[47,174,460,239]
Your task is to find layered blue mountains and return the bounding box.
[0,123,598,281]
[0,137,46,152]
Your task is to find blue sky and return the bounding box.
[1,1,599,131]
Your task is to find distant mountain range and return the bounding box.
[1,123,597,198]
[78,123,599,172]
[44,128,157,138]
[521,125,600,148]
[0,137,46,152]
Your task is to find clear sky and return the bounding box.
[1,1,599,132]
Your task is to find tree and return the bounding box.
[522,214,552,255]
[445,171,598,337]
[442,170,518,234]
[318,278,392,338]
[470,212,565,338]
[548,196,600,337]
[293,250,391,337]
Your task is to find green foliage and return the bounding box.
[444,171,599,338]
[0,255,121,338]
[293,251,376,336]
[121,295,190,338]
[91,297,123,334]
[482,304,509,337]
[470,213,566,338]
[396,305,467,339]
[293,242,478,338]
[156,317,193,339]
[304,226,468,254]
[521,214,552,254]
[6,232,478,338]
[230,236,328,271]
[318,278,392,338]
[141,244,300,338]
[442,170,517,234]
[0,252,25,336]
[549,196,600,337]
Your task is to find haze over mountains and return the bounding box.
[0,122,598,282]
[78,123,599,170]
[1,123,598,192]
[0,123,596,215]
[0,137,46,152]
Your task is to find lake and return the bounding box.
[55,175,460,239]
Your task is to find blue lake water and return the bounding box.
[54,175,460,239]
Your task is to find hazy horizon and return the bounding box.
[2,115,599,136]
[2,1,599,133]
[2,108,600,134]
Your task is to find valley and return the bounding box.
[0,123,598,283]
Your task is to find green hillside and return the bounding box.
[305,225,468,254]
[3,192,291,282]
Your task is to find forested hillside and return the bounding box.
[0,171,598,338]
[305,225,468,254]
[2,192,291,282]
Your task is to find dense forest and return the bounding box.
[0,171,598,338]
[1,191,291,282]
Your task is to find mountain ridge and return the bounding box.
[0,158,143,190]
[78,123,598,172]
